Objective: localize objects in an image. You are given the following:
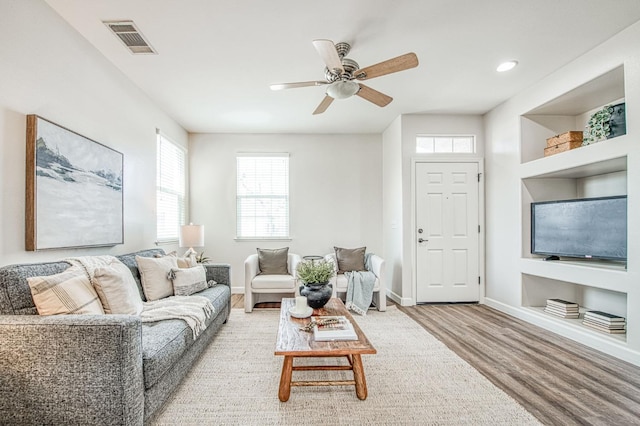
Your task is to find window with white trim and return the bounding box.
[416,135,476,153]
[156,132,186,242]
[236,154,289,239]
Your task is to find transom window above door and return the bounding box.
[416,135,476,154]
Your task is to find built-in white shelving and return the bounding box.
[518,64,636,360]
[519,136,629,179]
[522,306,627,343]
[520,258,628,293]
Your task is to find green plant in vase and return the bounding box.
[296,259,335,284]
[296,259,336,309]
[583,105,612,145]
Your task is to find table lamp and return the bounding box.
[179,223,204,265]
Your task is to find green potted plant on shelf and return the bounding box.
[583,103,626,146]
[583,105,612,145]
[296,259,336,308]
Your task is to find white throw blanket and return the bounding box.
[344,253,376,316]
[140,296,214,338]
[66,255,214,338]
[66,255,118,283]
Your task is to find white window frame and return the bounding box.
[156,130,186,243]
[236,153,290,240]
[416,134,476,154]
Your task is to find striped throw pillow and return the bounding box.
[27,266,104,315]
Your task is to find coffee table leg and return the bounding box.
[278,356,293,402]
[352,354,368,400]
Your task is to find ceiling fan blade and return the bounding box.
[270,81,328,91]
[312,95,334,115]
[312,39,344,74]
[356,83,393,107]
[356,52,419,80]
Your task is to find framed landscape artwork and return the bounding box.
[25,115,124,250]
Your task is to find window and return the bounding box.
[156,131,186,242]
[416,135,476,154]
[236,154,289,239]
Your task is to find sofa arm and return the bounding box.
[288,253,302,278]
[0,314,144,426]
[204,263,231,286]
[244,254,259,288]
[369,254,386,311]
[369,254,384,280]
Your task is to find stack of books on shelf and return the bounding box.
[544,299,580,319]
[312,316,358,341]
[583,311,626,334]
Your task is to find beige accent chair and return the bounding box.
[244,252,301,313]
[324,253,386,311]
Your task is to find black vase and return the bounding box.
[299,282,333,309]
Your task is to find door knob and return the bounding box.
[418,238,427,243]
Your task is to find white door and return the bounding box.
[416,162,479,303]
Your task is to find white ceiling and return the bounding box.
[44,0,640,134]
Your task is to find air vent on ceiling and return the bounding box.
[103,20,157,54]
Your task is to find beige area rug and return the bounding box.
[152,306,541,425]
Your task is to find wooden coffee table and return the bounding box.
[274,297,377,402]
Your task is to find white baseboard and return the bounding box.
[387,290,414,306]
[484,297,640,366]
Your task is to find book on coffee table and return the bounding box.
[312,316,358,341]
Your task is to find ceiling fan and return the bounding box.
[270,40,419,115]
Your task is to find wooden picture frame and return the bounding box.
[26,115,124,250]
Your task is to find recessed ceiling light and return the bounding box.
[497,60,518,72]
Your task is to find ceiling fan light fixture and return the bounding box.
[497,60,518,72]
[326,80,360,99]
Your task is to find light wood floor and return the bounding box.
[232,295,640,425]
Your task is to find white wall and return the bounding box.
[0,0,187,266]
[382,116,403,299]
[188,133,382,292]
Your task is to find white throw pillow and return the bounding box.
[171,265,208,296]
[158,251,196,268]
[177,256,196,268]
[136,255,178,301]
[27,266,105,315]
[93,259,144,315]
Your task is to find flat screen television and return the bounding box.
[531,195,627,261]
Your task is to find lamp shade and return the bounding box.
[179,224,204,248]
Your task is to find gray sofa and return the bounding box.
[0,248,231,425]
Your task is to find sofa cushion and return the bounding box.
[257,247,289,275]
[93,260,144,315]
[136,256,178,301]
[334,246,366,273]
[116,249,166,302]
[27,266,105,315]
[251,274,296,290]
[141,284,230,390]
[170,266,208,296]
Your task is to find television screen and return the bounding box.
[531,196,627,261]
